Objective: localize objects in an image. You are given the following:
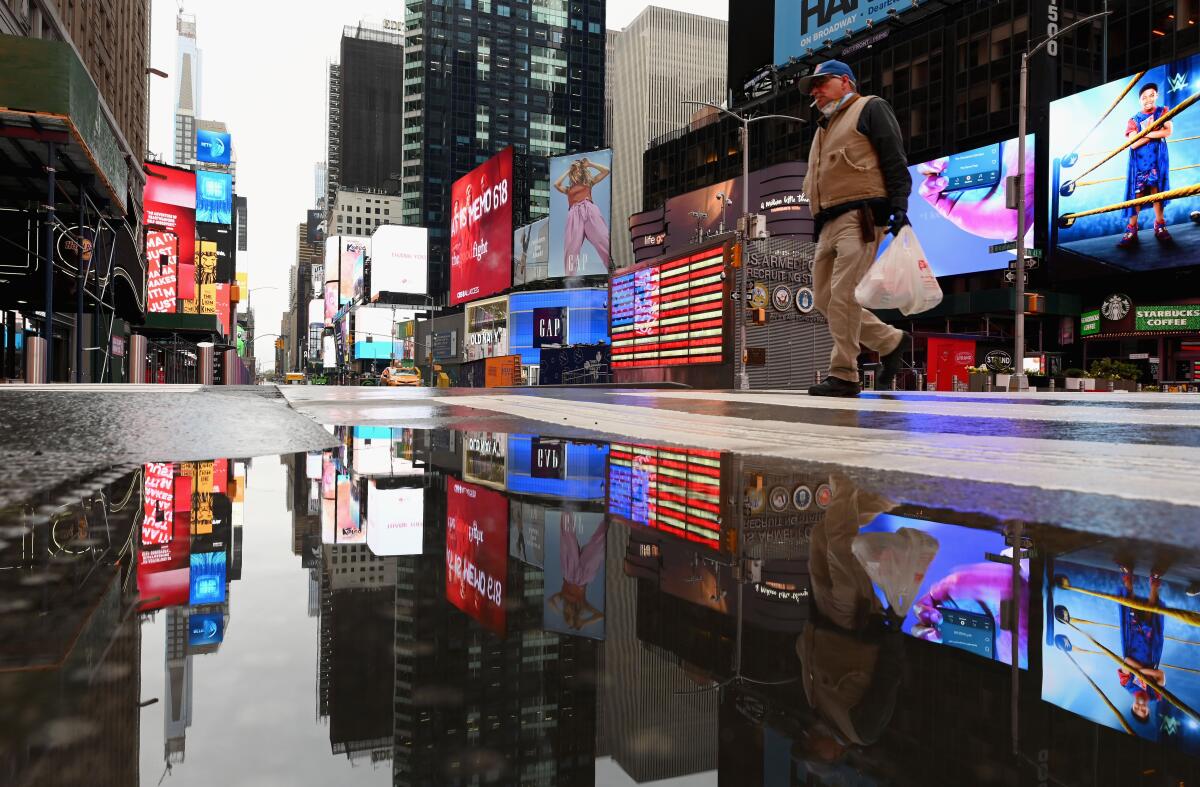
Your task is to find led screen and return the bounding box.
[143,163,197,314]
[1050,60,1200,271]
[776,4,918,66]
[196,129,232,165]
[188,551,227,605]
[508,288,609,365]
[353,305,402,360]
[188,612,224,646]
[324,282,338,326]
[513,218,549,286]
[607,443,723,551]
[505,436,608,499]
[445,478,509,635]
[365,483,424,557]
[1043,544,1200,753]
[450,146,514,305]
[543,509,607,641]
[322,334,336,368]
[611,247,725,369]
[142,462,176,545]
[549,149,612,277]
[371,224,428,297]
[892,135,1034,277]
[351,426,422,476]
[340,237,368,304]
[195,170,232,225]
[336,472,364,544]
[858,515,1028,668]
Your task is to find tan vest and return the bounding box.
[803,94,889,215]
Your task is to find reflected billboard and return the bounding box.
[543,509,606,640]
[196,170,233,225]
[188,551,227,605]
[607,443,724,552]
[1051,60,1200,271]
[450,146,514,305]
[549,149,612,277]
[506,436,608,499]
[188,612,224,646]
[365,483,424,557]
[445,478,509,635]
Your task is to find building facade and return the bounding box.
[400,0,607,299]
[331,188,403,238]
[337,22,405,194]
[173,11,201,166]
[609,7,727,270]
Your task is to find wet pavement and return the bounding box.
[3,387,1200,785]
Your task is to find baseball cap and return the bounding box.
[796,60,857,93]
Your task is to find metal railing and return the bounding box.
[562,362,610,385]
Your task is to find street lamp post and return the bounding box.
[1012,10,1111,392]
[682,101,805,390]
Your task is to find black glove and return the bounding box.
[888,210,909,237]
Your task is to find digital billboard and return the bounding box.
[891,136,1035,277]
[307,209,326,245]
[610,246,725,369]
[142,462,176,545]
[339,237,368,304]
[543,509,607,640]
[371,224,428,298]
[365,483,424,556]
[1043,545,1200,754]
[196,128,232,165]
[445,478,509,635]
[144,163,197,314]
[196,170,233,225]
[1051,60,1200,272]
[858,515,1028,668]
[324,281,338,326]
[188,551,227,605]
[776,5,916,66]
[188,612,224,646]
[513,218,549,285]
[197,222,235,282]
[508,288,609,365]
[322,334,336,368]
[549,149,612,277]
[506,436,609,499]
[463,431,507,489]
[464,297,509,362]
[607,443,724,552]
[450,146,514,305]
[353,305,400,360]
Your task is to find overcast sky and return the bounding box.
[147,0,727,370]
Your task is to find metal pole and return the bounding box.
[1013,54,1029,392]
[738,121,750,391]
[1102,0,1109,83]
[43,142,56,382]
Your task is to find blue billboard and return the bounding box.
[196,171,233,225]
[506,436,609,499]
[196,129,232,165]
[883,135,1034,277]
[189,551,227,605]
[508,288,608,365]
[776,0,912,65]
[188,612,224,646]
[1050,58,1200,272]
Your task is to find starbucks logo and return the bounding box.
[1101,293,1131,321]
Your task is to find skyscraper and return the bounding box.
[173,11,202,167]
[608,8,727,271]
[400,0,607,299]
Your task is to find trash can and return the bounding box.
[223,348,241,385]
[24,335,46,383]
[197,342,215,385]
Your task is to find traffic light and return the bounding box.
[275,338,284,351]
[1024,293,1045,314]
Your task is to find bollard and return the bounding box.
[197,342,215,385]
[222,349,240,385]
[1049,378,1055,392]
[128,334,147,383]
[24,336,46,383]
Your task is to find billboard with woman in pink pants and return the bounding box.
[550,149,613,278]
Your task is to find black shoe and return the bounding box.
[875,333,909,389]
[808,376,861,397]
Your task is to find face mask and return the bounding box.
[820,91,856,118]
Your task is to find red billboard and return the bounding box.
[143,163,197,314]
[610,246,725,369]
[445,478,509,635]
[450,147,514,305]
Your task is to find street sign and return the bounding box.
[1007,257,1040,270]
[1003,270,1028,285]
[989,241,1043,257]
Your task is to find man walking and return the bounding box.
[800,60,911,397]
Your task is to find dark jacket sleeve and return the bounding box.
[858,97,911,214]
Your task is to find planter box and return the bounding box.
[995,373,1011,390]
[968,372,989,392]
[1065,377,1095,391]
[1110,379,1138,392]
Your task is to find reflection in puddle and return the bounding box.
[2,426,1200,785]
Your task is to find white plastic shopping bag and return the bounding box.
[855,225,943,315]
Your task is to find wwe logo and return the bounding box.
[1168,72,1187,93]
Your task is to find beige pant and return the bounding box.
[812,210,904,383]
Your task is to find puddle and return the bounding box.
[2,425,1200,785]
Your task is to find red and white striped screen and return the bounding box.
[610,247,725,368]
[607,443,723,551]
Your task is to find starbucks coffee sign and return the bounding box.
[1134,305,1200,331]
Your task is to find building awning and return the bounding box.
[0,35,135,216]
[142,312,223,337]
